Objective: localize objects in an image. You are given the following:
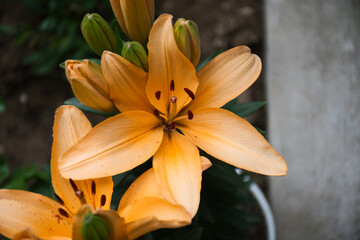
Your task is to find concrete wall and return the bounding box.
[266,0,360,239]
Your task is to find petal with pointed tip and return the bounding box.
[121,197,191,240]
[177,108,287,176]
[101,51,153,113]
[51,106,113,212]
[146,14,199,115]
[185,46,261,111]
[153,131,202,217]
[0,190,72,239]
[59,110,163,179]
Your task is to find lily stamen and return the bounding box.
[184,88,195,100]
[58,208,70,218]
[168,96,178,121]
[155,91,161,100]
[170,79,175,91]
[54,193,64,205]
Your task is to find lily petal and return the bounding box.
[177,108,287,176]
[185,46,261,111]
[200,156,212,171]
[51,106,113,212]
[101,51,154,113]
[120,197,191,240]
[146,14,199,115]
[59,110,163,179]
[153,131,202,217]
[118,169,164,212]
[0,190,72,239]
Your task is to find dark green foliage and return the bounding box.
[223,100,266,118]
[1,0,113,76]
[0,159,53,198]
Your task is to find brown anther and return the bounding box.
[91,180,96,195]
[155,91,161,100]
[170,122,175,131]
[170,96,177,103]
[170,80,175,91]
[154,109,160,117]
[58,208,69,218]
[75,190,84,199]
[69,178,78,192]
[54,193,64,205]
[187,110,194,120]
[100,195,106,206]
[184,88,195,100]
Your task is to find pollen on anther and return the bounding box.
[170,80,175,91]
[155,91,161,100]
[184,88,195,100]
[58,208,69,218]
[170,96,177,103]
[54,193,64,205]
[69,178,78,192]
[170,122,175,131]
[100,194,106,206]
[187,110,194,120]
[91,180,96,195]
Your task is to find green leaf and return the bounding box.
[196,50,223,71]
[179,228,203,240]
[64,97,119,117]
[223,100,266,118]
[2,165,38,190]
[0,155,9,183]
[0,24,17,34]
[59,58,101,70]
[0,93,5,114]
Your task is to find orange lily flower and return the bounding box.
[0,106,193,240]
[59,14,287,217]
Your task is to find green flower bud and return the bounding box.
[81,213,110,240]
[81,13,117,56]
[121,41,149,71]
[174,18,201,66]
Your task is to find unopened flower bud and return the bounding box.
[109,0,155,45]
[81,213,110,240]
[121,41,148,71]
[65,60,117,113]
[174,18,201,66]
[81,13,117,56]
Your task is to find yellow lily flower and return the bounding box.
[59,14,287,217]
[0,106,193,240]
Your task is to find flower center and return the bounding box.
[55,179,107,218]
[153,79,195,132]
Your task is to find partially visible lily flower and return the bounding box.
[109,0,155,45]
[0,106,193,240]
[59,14,287,218]
[65,60,117,113]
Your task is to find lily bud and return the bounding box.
[65,60,117,113]
[174,18,201,66]
[121,41,148,71]
[81,213,110,240]
[81,13,117,56]
[109,0,155,45]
